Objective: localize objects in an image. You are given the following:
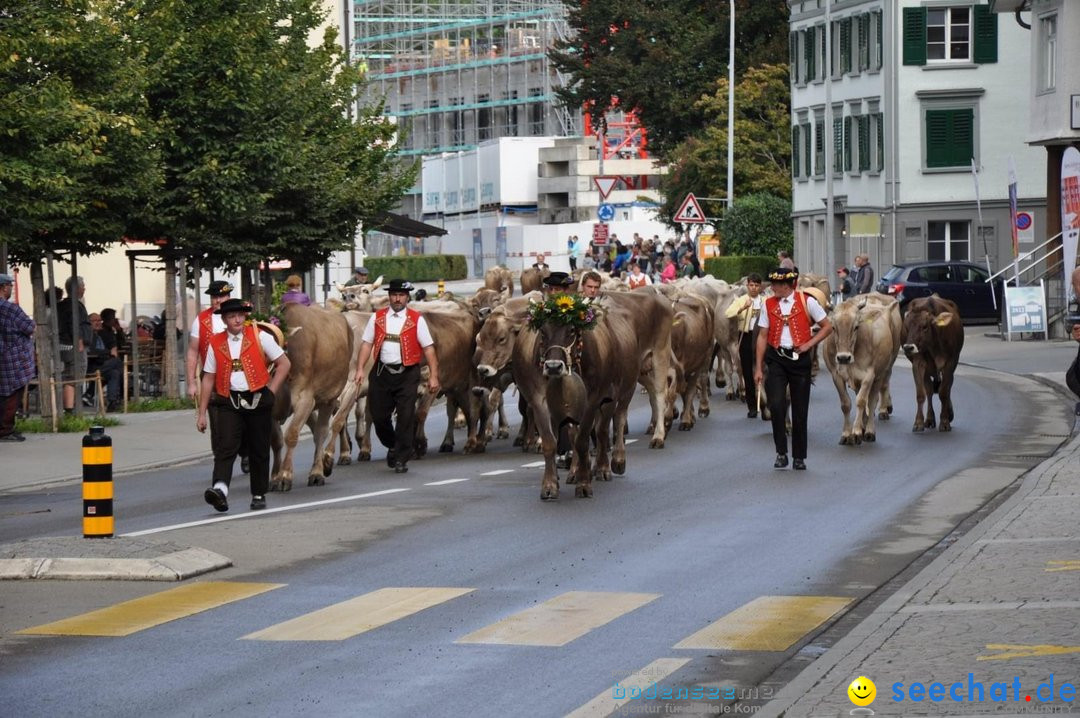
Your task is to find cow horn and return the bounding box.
[334,282,346,294]
[372,276,384,290]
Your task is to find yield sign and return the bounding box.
[594,176,619,200]
[674,193,707,224]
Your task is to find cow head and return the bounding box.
[901,297,956,356]
[831,300,869,365]
[340,276,386,311]
[474,308,523,379]
[538,322,579,378]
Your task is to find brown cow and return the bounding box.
[669,293,715,430]
[484,265,514,297]
[823,298,902,444]
[338,277,387,312]
[268,303,354,491]
[901,295,964,432]
[512,304,639,499]
[520,262,551,294]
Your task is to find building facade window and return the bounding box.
[814,116,825,177]
[904,5,997,66]
[477,94,492,141]
[833,115,843,177]
[874,112,885,172]
[927,221,970,261]
[1039,14,1057,92]
[803,122,812,178]
[792,125,801,179]
[857,114,871,172]
[925,107,975,169]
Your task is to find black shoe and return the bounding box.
[386,450,397,468]
[0,433,26,442]
[774,454,788,468]
[747,410,758,419]
[250,495,266,510]
[82,395,94,408]
[394,461,408,474]
[793,458,806,471]
[240,456,250,474]
[204,487,228,512]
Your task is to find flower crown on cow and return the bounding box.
[527,293,602,331]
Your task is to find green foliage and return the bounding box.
[719,194,793,257]
[703,255,776,283]
[124,397,196,413]
[363,255,467,282]
[0,0,161,260]
[551,0,790,160]
[16,415,122,434]
[659,64,792,226]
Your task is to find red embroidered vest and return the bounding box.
[627,274,648,289]
[209,325,270,396]
[197,307,215,363]
[373,307,423,366]
[765,292,813,349]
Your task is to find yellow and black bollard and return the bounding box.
[437,279,445,295]
[82,425,113,538]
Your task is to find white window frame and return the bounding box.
[926,6,972,63]
[927,220,970,261]
[1038,13,1057,94]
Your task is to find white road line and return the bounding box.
[520,461,546,468]
[122,488,411,537]
[479,469,516,476]
[424,478,470,486]
[624,439,638,445]
[566,657,691,718]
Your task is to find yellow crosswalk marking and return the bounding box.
[1045,560,1080,572]
[566,658,691,718]
[18,581,283,637]
[457,591,660,647]
[979,644,1080,661]
[673,595,851,651]
[243,587,474,641]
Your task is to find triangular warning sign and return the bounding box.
[674,193,707,223]
[594,176,618,199]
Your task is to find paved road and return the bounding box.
[1,346,1068,717]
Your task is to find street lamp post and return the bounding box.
[727,0,735,210]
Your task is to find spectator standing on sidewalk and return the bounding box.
[196,298,290,512]
[0,273,35,442]
[853,254,875,294]
[57,275,92,414]
[778,250,796,270]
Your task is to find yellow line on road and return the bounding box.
[18,582,282,637]
[565,657,691,718]
[457,591,660,647]
[979,643,1080,661]
[673,595,851,652]
[1045,560,1080,572]
[242,587,474,641]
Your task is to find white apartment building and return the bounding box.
[789,0,1045,278]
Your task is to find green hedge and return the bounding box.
[362,255,467,281]
[703,255,775,283]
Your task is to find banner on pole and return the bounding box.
[1008,157,1019,259]
[1062,147,1080,302]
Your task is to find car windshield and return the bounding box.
[882,265,905,281]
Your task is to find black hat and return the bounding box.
[767,267,799,284]
[206,280,234,297]
[385,279,414,293]
[542,271,573,288]
[354,266,369,275]
[213,298,254,315]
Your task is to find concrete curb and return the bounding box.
[0,538,233,581]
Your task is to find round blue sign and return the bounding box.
[1015,212,1032,230]
[597,203,615,221]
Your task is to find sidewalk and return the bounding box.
[758,330,1080,717]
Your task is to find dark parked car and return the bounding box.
[876,261,1003,323]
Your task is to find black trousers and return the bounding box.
[738,332,758,413]
[764,347,812,460]
[86,357,123,403]
[368,362,421,463]
[210,389,273,495]
[0,387,22,436]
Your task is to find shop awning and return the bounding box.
[370,212,448,238]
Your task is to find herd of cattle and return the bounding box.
[264,267,965,501]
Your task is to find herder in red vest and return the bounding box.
[752,267,832,471]
[353,279,440,474]
[195,298,291,512]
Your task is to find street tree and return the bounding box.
[550,0,789,160]
[719,193,793,257]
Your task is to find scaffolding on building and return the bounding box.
[354,0,579,156]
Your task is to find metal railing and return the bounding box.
[986,231,1069,336]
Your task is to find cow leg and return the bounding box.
[697,373,711,417]
[323,382,358,473]
[494,389,509,439]
[307,404,334,486]
[439,396,457,453]
[610,393,631,476]
[272,391,316,492]
[924,368,939,430]
[937,359,959,432]
[678,372,697,431]
[413,384,434,458]
[270,421,283,478]
[911,360,928,432]
[864,376,884,442]
[571,407,600,497]
[463,391,484,454]
[530,404,560,501]
[878,364,895,420]
[358,400,374,461]
[589,404,614,486]
[853,371,876,443]
[832,371,855,445]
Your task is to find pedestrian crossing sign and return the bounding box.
[674,193,707,224]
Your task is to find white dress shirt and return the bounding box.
[361,308,434,365]
[190,313,225,340]
[756,294,826,348]
[203,329,284,391]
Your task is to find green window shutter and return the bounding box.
[830,22,837,76]
[876,112,885,172]
[815,119,824,175]
[844,116,852,172]
[790,31,799,82]
[805,26,816,81]
[840,18,851,74]
[926,108,974,168]
[875,11,883,69]
[973,5,998,64]
[833,117,843,174]
[804,124,812,177]
[859,14,870,71]
[903,7,927,66]
[858,115,871,172]
[792,125,800,178]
